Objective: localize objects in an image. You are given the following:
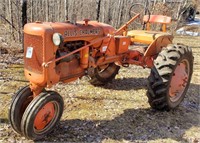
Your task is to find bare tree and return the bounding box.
[21,0,27,27]
[64,0,69,20]
[96,0,101,21]
[45,0,49,21]
[9,0,14,38]
[0,0,194,44]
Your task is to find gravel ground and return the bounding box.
[0,35,199,143]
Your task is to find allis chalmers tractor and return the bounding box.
[9,8,193,140]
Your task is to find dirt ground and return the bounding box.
[0,35,200,143]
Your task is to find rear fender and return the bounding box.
[143,35,173,58]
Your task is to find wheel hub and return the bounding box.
[34,102,55,130]
[169,62,189,101]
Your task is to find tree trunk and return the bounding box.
[96,0,101,21]
[30,0,33,22]
[21,0,27,27]
[45,0,49,21]
[21,0,27,46]
[64,0,68,20]
[8,0,13,38]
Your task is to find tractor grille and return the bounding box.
[24,33,43,73]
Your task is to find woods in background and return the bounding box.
[0,0,198,43]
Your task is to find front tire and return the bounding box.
[147,44,193,110]
[9,85,33,134]
[21,91,64,140]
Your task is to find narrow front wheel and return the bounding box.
[21,91,64,140]
[9,85,33,134]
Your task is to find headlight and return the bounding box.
[52,33,63,46]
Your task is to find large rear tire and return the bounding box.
[89,63,120,86]
[147,44,193,111]
[21,91,64,140]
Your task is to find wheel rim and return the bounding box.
[169,59,190,102]
[33,102,58,133]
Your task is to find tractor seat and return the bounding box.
[127,15,172,45]
[143,15,171,32]
[127,30,172,45]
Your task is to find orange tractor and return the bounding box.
[9,8,193,140]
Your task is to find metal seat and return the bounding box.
[143,15,171,32]
[127,15,172,44]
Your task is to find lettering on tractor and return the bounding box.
[9,6,194,140]
[64,28,101,37]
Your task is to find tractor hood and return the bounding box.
[24,20,116,42]
[23,20,116,86]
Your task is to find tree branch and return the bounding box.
[0,15,17,31]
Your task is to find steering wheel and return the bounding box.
[129,3,150,29]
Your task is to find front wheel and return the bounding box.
[9,85,33,134]
[21,91,64,140]
[147,44,193,111]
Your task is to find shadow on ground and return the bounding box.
[46,108,199,142]
[36,79,199,143]
[104,77,148,91]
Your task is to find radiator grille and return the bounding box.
[24,33,43,73]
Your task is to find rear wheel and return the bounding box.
[147,44,193,110]
[21,91,64,140]
[89,63,120,86]
[9,85,33,134]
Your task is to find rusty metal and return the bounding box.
[10,7,194,140]
[169,60,189,102]
[22,13,174,96]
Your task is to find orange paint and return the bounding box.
[143,15,171,32]
[169,62,188,97]
[23,14,173,98]
[34,102,55,130]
